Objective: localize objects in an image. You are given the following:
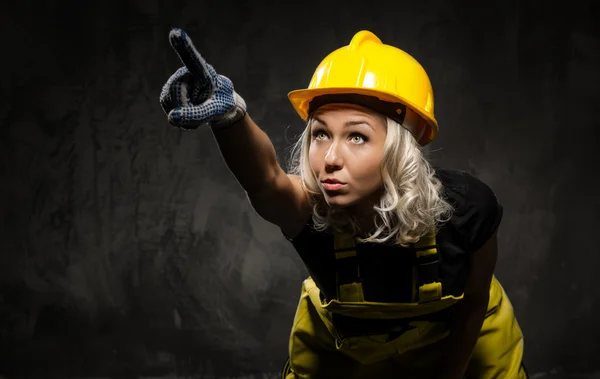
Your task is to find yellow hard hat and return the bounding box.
[288,31,438,145]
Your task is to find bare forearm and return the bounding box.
[438,295,489,379]
[211,113,280,195]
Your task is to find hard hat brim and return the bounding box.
[288,87,439,145]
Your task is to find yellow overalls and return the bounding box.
[282,231,527,379]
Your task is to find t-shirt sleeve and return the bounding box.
[281,228,295,242]
[451,172,503,253]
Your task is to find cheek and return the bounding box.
[308,146,317,167]
[353,152,384,179]
[308,148,323,177]
[308,143,327,161]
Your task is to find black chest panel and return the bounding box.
[288,221,468,303]
[282,169,503,305]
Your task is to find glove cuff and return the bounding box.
[210,92,247,129]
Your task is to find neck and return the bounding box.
[327,189,383,237]
[346,203,378,237]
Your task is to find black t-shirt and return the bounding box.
[281,168,503,303]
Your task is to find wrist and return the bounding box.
[210,111,248,132]
[210,92,247,129]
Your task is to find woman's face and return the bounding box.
[308,104,388,210]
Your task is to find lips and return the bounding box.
[321,180,346,191]
[322,179,344,184]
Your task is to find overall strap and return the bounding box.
[333,232,364,302]
[412,229,442,303]
[332,229,443,304]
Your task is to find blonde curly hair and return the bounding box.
[285,103,453,247]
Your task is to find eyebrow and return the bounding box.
[312,117,375,132]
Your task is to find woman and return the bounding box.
[159,28,528,379]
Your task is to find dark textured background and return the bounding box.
[1,0,599,378]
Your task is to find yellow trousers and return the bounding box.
[283,276,527,379]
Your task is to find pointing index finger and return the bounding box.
[168,28,214,86]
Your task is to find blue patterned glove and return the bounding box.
[159,28,247,130]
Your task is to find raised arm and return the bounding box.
[210,114,280,195]
[159,28,310,234]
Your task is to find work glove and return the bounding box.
[159,28,247,130]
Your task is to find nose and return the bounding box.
[324,141,343,170]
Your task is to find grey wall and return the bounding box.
[1,0,599,378]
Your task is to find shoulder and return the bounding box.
[434,168,503,253]
[434,168,499,213]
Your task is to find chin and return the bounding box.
[323,194,357,208]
